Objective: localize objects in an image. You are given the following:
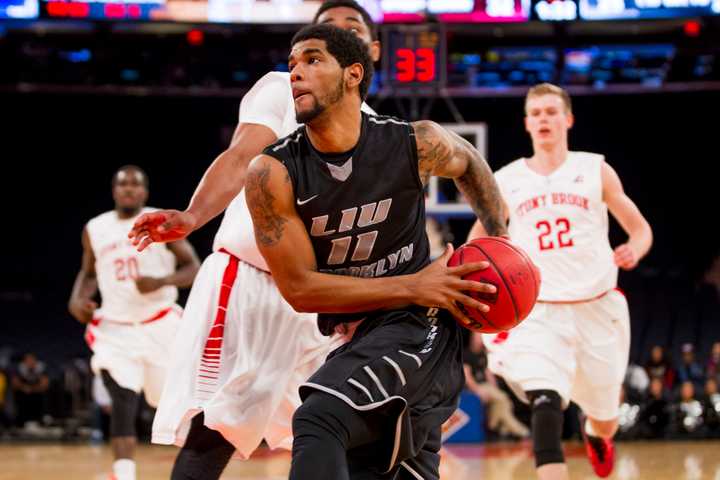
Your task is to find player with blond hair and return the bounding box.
[468,83,653,479]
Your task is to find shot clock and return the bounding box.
[383,24,447,89]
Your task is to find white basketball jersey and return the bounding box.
[496,152,617,301]
[213,71,376,271]
[87,208,178,322]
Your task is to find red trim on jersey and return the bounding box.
[88,306,174,326]
[196,251,240,401]
[140,307,173,324]
[537,288,620,305]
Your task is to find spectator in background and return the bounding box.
[463,333,529,439]
[11,352,50,429]
[636,378,669,439]
[706,342,720,384]
[672,381,704,437]
[701,378,720,437]
[644,345,675,390]
[676,343,705,392]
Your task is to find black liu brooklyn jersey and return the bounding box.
[263,113,430,334]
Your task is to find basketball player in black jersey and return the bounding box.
[245,25,508,479]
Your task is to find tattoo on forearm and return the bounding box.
[246,161,287,246]
[414,121,452,186]
[455,151,507,237]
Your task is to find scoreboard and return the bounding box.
[36,0,533,23]
[380,0,530,23]
[41,0,161,20]
[384,25,445,87]
[533,0,720,20]
[26,0,720,22]
[578,0,720,20]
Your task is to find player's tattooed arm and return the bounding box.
[245,156,290,247]
[413,120,507,237]
[244,155,491,319]
[245,154,337,310]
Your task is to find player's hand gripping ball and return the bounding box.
[448,237,541,333]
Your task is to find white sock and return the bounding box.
[113,459,136,480]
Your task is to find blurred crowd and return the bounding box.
[617,342,720,440]
[0,348,153,442]
[460,338,720,442]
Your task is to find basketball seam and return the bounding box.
[467,242,519,326]
[499,239,540,302]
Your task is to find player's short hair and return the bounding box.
[291,24,374,101]
[525,83,572,114]
[313,0,379,41]
[113,164,149,189]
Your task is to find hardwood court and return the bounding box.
[1,441,719,479]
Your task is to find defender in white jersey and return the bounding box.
[469,84,652,479]
[69,165,200,480]
[128,4,382,480]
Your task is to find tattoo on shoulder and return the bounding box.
[246,160,287,247]
[414,121,452,186]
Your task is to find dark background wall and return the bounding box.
[1,89,718,365]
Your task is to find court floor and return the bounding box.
[1,441,719,479]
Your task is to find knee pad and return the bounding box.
[527,389,564,467]
[100,370,139,437]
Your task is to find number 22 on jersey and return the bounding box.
[536,218,574,251]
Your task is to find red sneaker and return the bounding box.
[580,420,615,478]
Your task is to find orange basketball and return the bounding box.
[448,237,541,333]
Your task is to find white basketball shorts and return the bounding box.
[151,251,335,459]
[85,304,183,407]
[483,288,630,421]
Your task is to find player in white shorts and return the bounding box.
[468,83,653,479]
[69,165,200,480]
[128,3,382,479]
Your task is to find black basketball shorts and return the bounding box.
[298,306,465,478]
